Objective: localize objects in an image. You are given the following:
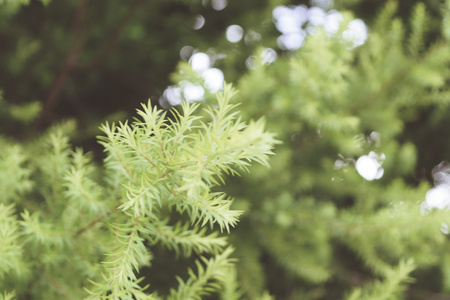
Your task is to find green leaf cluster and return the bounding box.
[4,0,450,299]
[172,1,450,298]
[0,85,277,299]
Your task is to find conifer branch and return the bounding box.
[0,291,16,300]
[144,220,227,256]
[346,259,415,300]
[34,0,88,129]
[167,247,235,300]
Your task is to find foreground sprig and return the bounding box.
[88,84,277,298]
[0,84,277,299]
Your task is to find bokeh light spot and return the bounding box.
[277,32,306,50]
[308,6,326,26]
[212,0,227,11]
[202,68,224,93]
[311,0,334,10]
[324,10,343,34]
[422,162,450,212]
[261,48,277,65]
[244,30,262,45]
[273,5,308,34]
[182,82,205,102]
[160,86,183,108]
[226,25,244,43]
[193,15,205,30]
[272,3,369,51]
[355,151,385,181]
[180,45,195,61]
[245,56,257,70]
[189,52,210,72]
[425,186,450,210]
[343,19,368,48]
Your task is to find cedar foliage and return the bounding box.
[3,0,450,299]
[224,1,450,299]
[0,84,277,299]
[171,0,450,299]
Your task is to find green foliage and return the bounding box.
[0,85,277,299]
[4,0,450,299]
[0,291,16,300]
[347,259,416,300]
[166,247,235,300]
[172,0,450,298]
[0,0,50,12]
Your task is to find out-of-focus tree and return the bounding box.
[0,0,273,153]
[171,0,450,299]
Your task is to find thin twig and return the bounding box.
[34,0,142,130]
[74,1,142,71]
[48,276,74,300]
[74,212,110,237]
[34,0,88,129]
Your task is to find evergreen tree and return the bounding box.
[3,0,450,299]
[170,0,450,299]
[0,84,277,299]
[225,1,450,299]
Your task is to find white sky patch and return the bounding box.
[355,151,385,181]
[226,25,244,43]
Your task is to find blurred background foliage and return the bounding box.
[1,0,449,172]
[3,0,450,299]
